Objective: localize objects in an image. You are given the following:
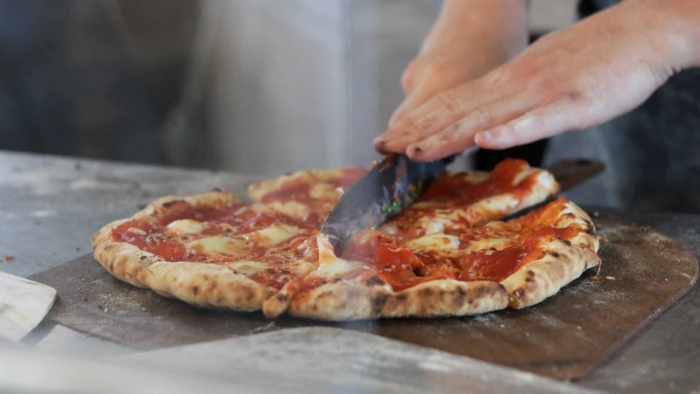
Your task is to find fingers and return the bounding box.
[390,56,483,128]
[376,91,463,154]
[405,95,534,162]
[388,90,434,129]
[376,79,510,154]
[474,99,590,150]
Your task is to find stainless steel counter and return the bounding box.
[0,151,697,394]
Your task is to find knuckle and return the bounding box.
[499,121,519,137]
[485,62,538,87]
[483,67,513,86]
[560,90,585,103]
[472,107,495,126]
[402,57,451,94]
[558,88,591,106]
[401,61,419,94]
[415,114,439,132]
[421,61,450,87]
[531,74,555,92]
[509,112,542,134]
[435,92,461,115]
[401,112,418,128]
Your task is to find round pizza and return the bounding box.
[91,159,600,321]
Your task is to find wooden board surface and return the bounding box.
[31,213,698,380]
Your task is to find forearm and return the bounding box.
[657,0,700,69]
[616,0,700,75]
[421,0,529,59]
[379,0,700,159]
[389,0,530,125]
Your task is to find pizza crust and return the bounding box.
[500,200,601,309]
[284,277,393,321]
[267,200,599,320]
[501,240,600,308]
[380,280,508,318]
[267,276,509,321]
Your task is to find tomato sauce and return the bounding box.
[337,198,580,291]
[111,201,322,289]
[381,159,550,241]
[112,220,187,261]
[260,167,367,205]
[419,159,536,205]
[156,201,247,226]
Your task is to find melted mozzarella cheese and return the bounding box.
[378,223,398,235]
[228,260,267,274]
[461,171,490,184]
[184,192,240,207]
[519,171,557,207]
[243,224,300,246]
[186,236,245,256]
[309,183,336,199]
[314,257,357,276]
[537,171,556,190]
[166,219,205,235]
[127,227,147,236]
[424,218,450,234]
[476,195,519,213]
[406,233,460,251]
[465,237,512,252]
[268,201,309,218]
[511,167,535,186]
[314,234,359,276]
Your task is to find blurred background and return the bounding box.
[0,0,577,176]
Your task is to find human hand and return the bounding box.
[389,0,529,129]
[375,0,700,162]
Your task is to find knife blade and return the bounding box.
[321,157,604,253]
[321,154,454,253]
[546,159,605,192]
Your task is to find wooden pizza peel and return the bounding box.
[30,213,698,381]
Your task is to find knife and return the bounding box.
[321,154,454,253]
[321,156,604,253]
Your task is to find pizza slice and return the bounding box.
[378,159,558,238]
[263,198,600,320]
[92,191,321,311]
[247,167,367,225]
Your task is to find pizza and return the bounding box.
[91,159,600,320]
